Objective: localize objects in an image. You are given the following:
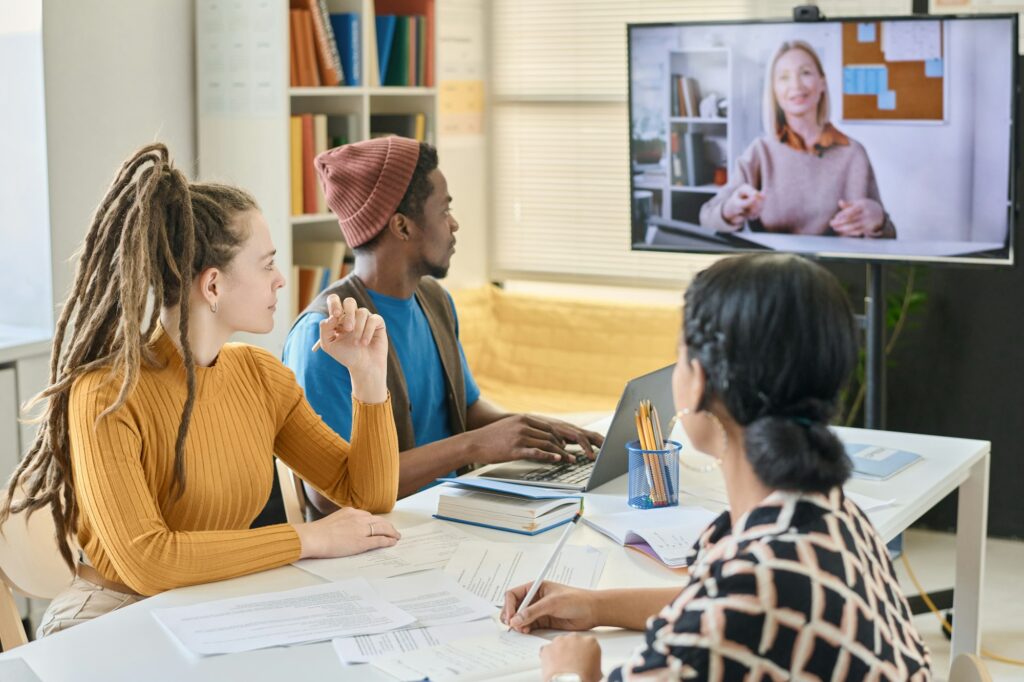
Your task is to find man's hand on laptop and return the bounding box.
[465,415,603,465]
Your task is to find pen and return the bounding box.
[510,510,583,630]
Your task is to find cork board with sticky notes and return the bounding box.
[841,20,945,121]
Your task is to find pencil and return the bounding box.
[510,511,582,630]
[635,409,659,504]
[640,402,667,505]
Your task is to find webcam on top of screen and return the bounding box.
[793,5,826,22]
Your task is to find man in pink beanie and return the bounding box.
[282,137,603,511]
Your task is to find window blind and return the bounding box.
[490,0,911,285]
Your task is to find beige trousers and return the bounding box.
[36,576,143,639]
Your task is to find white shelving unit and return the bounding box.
[665,47,731,225]
[197,0,438,352]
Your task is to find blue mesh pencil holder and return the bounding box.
[626,440,681,509]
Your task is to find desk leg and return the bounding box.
[951,452,989,660]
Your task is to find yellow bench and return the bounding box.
[451,285,681,414]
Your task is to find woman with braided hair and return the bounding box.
[502,254,932,681]
[1,144,402,637]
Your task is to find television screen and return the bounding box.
[628,15,1017,264]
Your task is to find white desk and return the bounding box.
[0,426,989,681]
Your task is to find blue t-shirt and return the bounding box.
[282,289,480,448]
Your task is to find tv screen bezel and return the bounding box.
[626,13,1020,267]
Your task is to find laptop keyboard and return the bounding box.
[520,458,595,485]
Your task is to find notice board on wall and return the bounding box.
[841,20,945,121]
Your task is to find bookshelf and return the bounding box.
[632,47,732,229]
[196,0,438,353]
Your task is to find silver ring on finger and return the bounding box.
[368,522,376,537]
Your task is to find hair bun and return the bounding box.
[744,416,851,493]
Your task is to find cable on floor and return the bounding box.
[900,552,1024,667]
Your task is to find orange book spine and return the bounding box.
[295,9,321,86]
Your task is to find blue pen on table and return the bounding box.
[508,506,583,631]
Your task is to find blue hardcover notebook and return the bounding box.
[330,13,361,86]
[375,15,397,85]
[845,443,922,480]
[437,477,583,500]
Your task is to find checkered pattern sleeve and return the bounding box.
[608,491,933,681]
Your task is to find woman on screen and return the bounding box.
[1,144,402,637]
[501,255,930,680]
[700,40,896,238]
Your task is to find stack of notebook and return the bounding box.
[434,478,582,535]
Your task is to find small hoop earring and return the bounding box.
[210,301,218,314]
[704,411,728,456]
[669,407,721,473]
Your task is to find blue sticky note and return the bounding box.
[858,23,877,43]
[867,68,879,94]
[844,67,856,93]
[878,90,896,111]
[925,58,944,78]
[856,67,866,95]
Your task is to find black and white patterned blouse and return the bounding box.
[609,488,932,681]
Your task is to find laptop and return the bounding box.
[475,364,676,491]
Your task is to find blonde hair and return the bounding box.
[0,143,257,569]
[763,40,831,137]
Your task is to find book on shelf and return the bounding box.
[329,12,361,86]
[300,114,317,214]
[671,75,701,117]
[292,241,351,316]
[289,117,303,216]
[582,506,717,568]
[375,15,398,84]
[376,0,435,87]
[670,131,685,185]
[291,114,360,217]
[434,479,582,535]
[683,132,711,186]
[290,9,321,87]
[293,0,343,86]
[371,113,429,142]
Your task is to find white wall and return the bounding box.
[0,0,52,331]
[436,0,489,290]
[42,0,197,316]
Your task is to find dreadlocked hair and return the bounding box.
[0,143,257,570]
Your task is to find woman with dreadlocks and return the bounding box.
[2,144,401,637]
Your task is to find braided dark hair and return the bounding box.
[683,254,857,492]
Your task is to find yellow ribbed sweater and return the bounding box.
[68,326,399,596]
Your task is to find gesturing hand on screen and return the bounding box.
[722,183,765,225]
[830,198,885,238]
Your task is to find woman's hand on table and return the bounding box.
[294,507,400,559]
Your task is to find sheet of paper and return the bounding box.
[445,541,606,606]
[151,577,416,655]
[882,20,942,61]
[370,631,547,682]
[295,522,470,581]
[333,621,498,664]
[0,659,42,682]
[846,489,898,513]
[371,570,496,626]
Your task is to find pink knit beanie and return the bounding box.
[315,136,421,247]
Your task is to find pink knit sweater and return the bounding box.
[700,133,895,237]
